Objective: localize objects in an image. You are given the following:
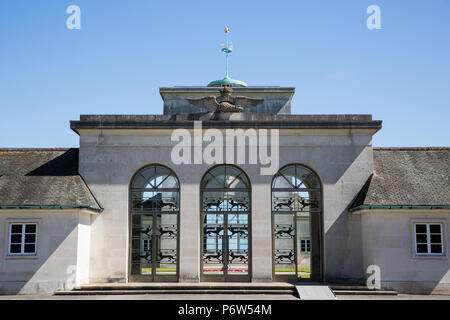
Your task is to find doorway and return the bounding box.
[200,165,251,282]
[129,165,179,282]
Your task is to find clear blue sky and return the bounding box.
[1,0,449,148]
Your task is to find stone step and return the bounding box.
[55,289,296,296]
[329,285,371,290]
[332,290,397,296]
[74,282,295,291]
[328,284,397,295]
[54,282,397,296]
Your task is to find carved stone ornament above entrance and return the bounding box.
[187,85,264,113]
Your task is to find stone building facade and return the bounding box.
[0,86,448,294]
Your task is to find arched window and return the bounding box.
[272,164,322,281]
[129,165,179,282]
[200,164,251,282]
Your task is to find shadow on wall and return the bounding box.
[325,169,450,294]
[320,145,371,285]
[0,214,85,295]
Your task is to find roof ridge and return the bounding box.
[0,148,76,152]
[374,147,450,151]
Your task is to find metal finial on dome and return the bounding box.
[207,27,247,87]
[221,27,232,78]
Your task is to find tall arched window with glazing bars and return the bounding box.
[200,164,251,282]
[272,164,322,282]
[129,165,179,282]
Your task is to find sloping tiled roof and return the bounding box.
[0,149,102,212]
[351,148,450,211]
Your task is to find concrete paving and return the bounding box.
[1,294,449,300]
[0,294,298,300]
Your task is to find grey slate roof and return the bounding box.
[0,149,102,212]
[1,147,448,213]
[351,148,450,211]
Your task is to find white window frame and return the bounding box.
[8,222,38,256]
[413,222,444,256]
[300,239,311,254]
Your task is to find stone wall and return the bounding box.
[0,210,93,294]
[359,210,450,294]
[78,127,374,283]
[159,87,294,115]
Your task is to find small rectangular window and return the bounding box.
[414,223,444,256]
[8,223,38,255]
[300,239,311,253]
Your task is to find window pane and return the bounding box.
[431,244,442,254]
[430,234,441,244]
[25,224,36,233]
[10,234,22,243]
[416,234,427,244]
[24,244,36,253]
[416,244,428,253]
[429,224,441,234]
[415,224,426,234]
[11,224,22,233]
[25,234,36,243]
[10,244,22,253]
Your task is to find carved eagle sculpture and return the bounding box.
[187,85,264,113]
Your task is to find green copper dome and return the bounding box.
[207,76,248,87]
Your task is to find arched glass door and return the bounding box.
[129,165,179,282]
[272,164,322,282]
[200,165,251,282]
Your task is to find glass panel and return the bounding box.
[308,191,321,212]
[131,172,147,189]
[415,224,426,234]
[302,171,321,189]
[430,234,441,244]
[140,166,159,188]
[131,214,153,275]
[416,234,427,244]
[273,165,320,189]
[131,166,179,189]
[430,224,441,234]
[24,244,36,253]
[203,214,224,275]
[25,224,36,233]
[274,213,296,275]
[131,191,179,212]
[416,244,428,253]
[155,213,177,276]
[201,165,249,189]
[431,244,443,254]
[227,214,249,275]
[280,166,298,187]
[272,191,319,212]
[160,175,178,189]
[296,212,311,278]
[202,172,226,189]
[225,166,249,189]
[10,234,22,243]
[203,191,225,211]
[272,175,294,189]
[224,192,249,211]
[203,191,249,212]
[10,244,21,253]
[11,224,22,233]
[25,234,36,243]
